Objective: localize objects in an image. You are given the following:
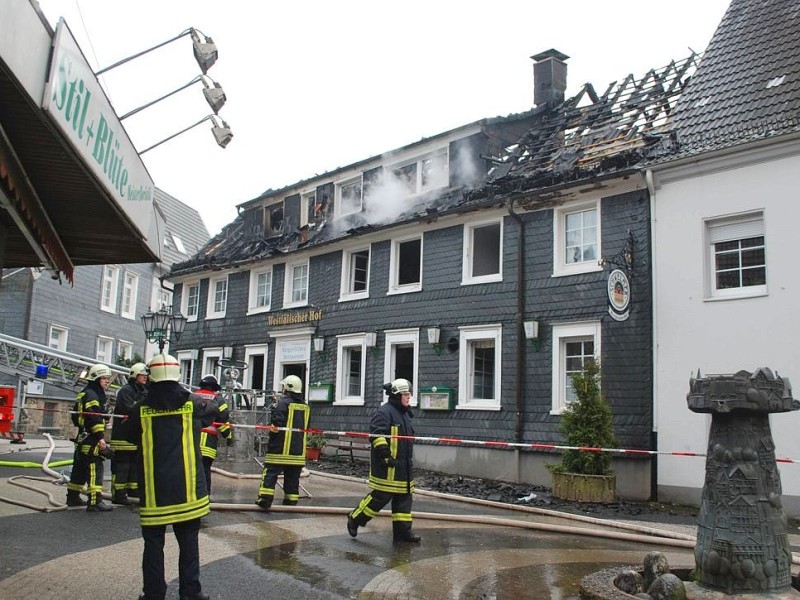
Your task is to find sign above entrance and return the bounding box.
[267,308,323,328]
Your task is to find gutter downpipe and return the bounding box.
[645,168,659,501]
[507,199,526,483]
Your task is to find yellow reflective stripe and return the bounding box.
[89,424,104,434]
[141,407,157,509]
[264,453,305,466]
[109,440,137,451]
[373,437,388,448]
[283,409,295,455]
[140,495,209,517]
[181,406,194,503]
[258,487,275,497]
[140,501,209,527]
[368,476,414,494]
[84,399,100,409]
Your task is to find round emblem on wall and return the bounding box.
[607,269,630,313]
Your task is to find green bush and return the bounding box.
[550,361,617,476]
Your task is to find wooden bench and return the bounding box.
[327,434,371,462]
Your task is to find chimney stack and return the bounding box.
[531,49,569,108]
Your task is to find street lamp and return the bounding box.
[141,307,188,353]
[139,114,233,155]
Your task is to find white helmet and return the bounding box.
[129,362,149,379]
[281,375,303,394]
[147,354,181,383]
[390,378,411,395]
[87,363,113,381]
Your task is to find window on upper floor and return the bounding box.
[388,236,422,295]
[340,247,370,301]
[171,234,187,254]
[391,149,448,196]
[383,329,419,406]
[303,190,322,227]
[336,176,362,217]
[463,219,503,284]
[284,259,309,308]
[182,282,200,321]
[176,350,196,387]
[117,340,133,362]
[156,288,173,312]
[96,336,113,363]
[120,271,139,319]
[705,211,766,300]
[334,334,368,405]
[263,204,284,236]
[100,265,119,313]
[551,321,601,414]
[553,200,602,277]
[248,268,273,315]
[48,324,68,351]
[457,325,502,410]
[206,276,228,319]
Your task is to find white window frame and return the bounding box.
[550,321,601,415]
[206,275,228,320]
[48,324,68,351]
[244,344,269,398]
[383,329,419,406]
[334,334,368,406]
[390,148,449,196]
[120,271,139,319]
[176,350,197,387]
[462,218,503,285]
[339,245,371,302]
[704,210,767,301]
[457,324,502,410]
[182,281,200,322]
[553,200,602,277]
[388,234,423,295]
[283,259,309,308]
[247,267,273,315]
[100,265,120,313]
[117,340,133,362]
[96,336,113,363]
[335,176,363,217]
[201,348,223,383]
[157,287,173,312]
[302,190,317,226]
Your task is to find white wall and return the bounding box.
[652,143,800,513]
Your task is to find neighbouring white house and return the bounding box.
[648,0,800,515]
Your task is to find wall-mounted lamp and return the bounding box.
[223,345,234,360]
[139,114,233,155]
[427,326,442,355]
[364,332,379,357]
[313,336,325,353]
[523,320,541,351]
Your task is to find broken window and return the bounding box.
[390,236,422,294]
[338,177,362,216]
[303,191,318,226]
[393,163,417,195]
[391,149,449,196]
[264,204,283,236]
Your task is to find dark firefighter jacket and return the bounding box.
[368,397,415,495]
[127,380,210,527]
[265,393,309,467]
[110,380,147,452]
[196,389,232,461]
[73,381,108,455]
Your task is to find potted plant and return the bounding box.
[306,433,327,461]
[547,360,618,503]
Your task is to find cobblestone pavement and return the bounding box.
[0,437,796,599]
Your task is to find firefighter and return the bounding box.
[196,374,232,496]
[347,378,421,543]
[127,353,210,600]
[67,363,114,512]
[110,362,148,505]
[255,375,309,510]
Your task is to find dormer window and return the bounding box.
[264,204,284,236]
[390,149,448,196]
[336,177,362,217]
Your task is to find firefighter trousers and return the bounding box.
[350,489,414,535]
[141,518,202,600]
[259,463,302,505]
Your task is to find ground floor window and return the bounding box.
[457,324,502,410]
[335,334,368,405]
[551,321,601,414]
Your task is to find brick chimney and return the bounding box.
[531,49,569,108]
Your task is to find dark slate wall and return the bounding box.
[173,187,653,451]
[0,269,33,338]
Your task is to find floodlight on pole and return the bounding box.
[138,114,233,155]
[95,27,217,76]
[119,75,227,120]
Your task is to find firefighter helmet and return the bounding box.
[389,378,411,395]
[199,374,220,391]
[129,362,149,380]
[86,363,113,381]
[147,354,181,383]
[281,375,303,394]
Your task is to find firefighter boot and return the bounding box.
[347,515,359,538]
[255,496,273,511]
[393,522,421,544]
[112,491,130,505]
[86,501,113,512]
[66,491,86,506]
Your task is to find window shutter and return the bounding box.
[708,214,764,243]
